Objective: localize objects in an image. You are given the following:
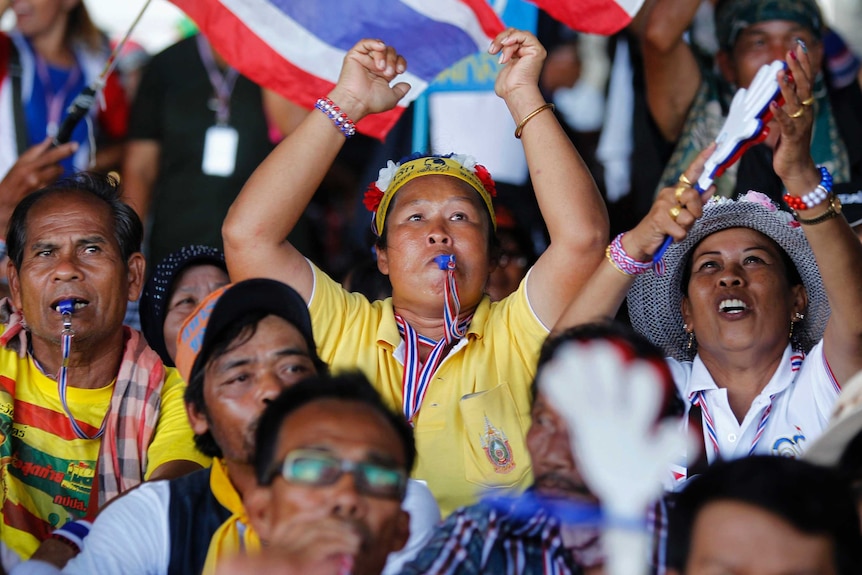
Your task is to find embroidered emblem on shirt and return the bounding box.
[771,426,806,457]
[480,415,516,474]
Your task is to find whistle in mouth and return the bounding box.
[434,254,456,270]
[58,299,75,335]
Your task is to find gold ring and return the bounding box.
[678,173,693,187]
[669,205,682,221]
[800,96,815,107]
[788,107,805,119]
[674,185,686,203]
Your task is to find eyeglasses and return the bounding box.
[277,449,407,499]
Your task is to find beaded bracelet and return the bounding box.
[315,97,356,138]
[606,233,652,276]
[783,166,832,211]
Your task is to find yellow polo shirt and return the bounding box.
[308,262,547,516]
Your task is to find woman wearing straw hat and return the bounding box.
[558,40,862,482]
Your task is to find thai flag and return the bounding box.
[528,0,645,35]
[170,0,505,140]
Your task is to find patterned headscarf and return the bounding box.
[715,0,824,52]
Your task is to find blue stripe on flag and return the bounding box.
[271,0,482,80]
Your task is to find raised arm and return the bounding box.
[773,43,862,385]
[223,41,410,301]
[641,0,704,142]
[553,146,715,333]
[489,29,608,329]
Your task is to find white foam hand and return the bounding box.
[697,60,786,191]
[540,341,692,575]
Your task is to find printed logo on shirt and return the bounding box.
[771,426,807,457]
[480,415,516,474]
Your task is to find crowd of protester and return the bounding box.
[1,0,862,573]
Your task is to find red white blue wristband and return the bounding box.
[315,97,356,138]
[51,519,93,554]
[607,233,652,276]
[784,166,833,211]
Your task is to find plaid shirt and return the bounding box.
[399,492,599,575]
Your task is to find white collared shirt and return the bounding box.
[667,341,839,487]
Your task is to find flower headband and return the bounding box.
[363,153,497,236]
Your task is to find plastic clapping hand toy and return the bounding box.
[653,59,787,262]
[540,340,692,575]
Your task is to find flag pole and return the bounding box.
[53,0,153,145]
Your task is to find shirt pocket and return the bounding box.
[459,383,531,490]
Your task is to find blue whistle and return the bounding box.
[434,254,456,270]
[58,299,74,334]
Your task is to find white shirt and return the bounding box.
[668,341,840,486]
[11,478,440,575]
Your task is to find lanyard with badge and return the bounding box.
[34,53,82,139]
[197,35,239,177]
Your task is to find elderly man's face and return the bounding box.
[526,392,596,502]
[249,399,410,575]
[7,191,144,349]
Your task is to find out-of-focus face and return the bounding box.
[681,227,806,362]
[486,232,530,302]
[377,175,494,318]
[188,315,318,465]
[250,399,410,575]
[8,191,144,353]
[162,264,229,363]
[526,392,595,503]
[681,500,837,575]
[718,19,823,148]
[11,0,77,40]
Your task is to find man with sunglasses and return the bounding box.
[13,279,438,575]
[219,373,416,575]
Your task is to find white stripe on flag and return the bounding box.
[218,0,427,102]
[401,0,495,48]
[616,0,645,17]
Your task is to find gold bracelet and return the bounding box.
[514,103,555,139]
[605,245,630,276]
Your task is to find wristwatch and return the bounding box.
[793,194,842,225]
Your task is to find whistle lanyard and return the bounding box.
[396,256,471,424]
[54,305,105,440]
[196,35,239,126]
[690,389,774,459]
[33,53,82,138]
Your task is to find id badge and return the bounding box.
[202,125,238,177]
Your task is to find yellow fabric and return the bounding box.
[0,329,209,562]
[375,156,496,235]
[202,458,260,575]
[144,367,211,477]
[308,263,546,516]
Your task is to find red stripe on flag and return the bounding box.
[460,0,508,38]
[3,499,54,543]
[530,0,637,35]
[171,0,405,140]
[15,400,102,441]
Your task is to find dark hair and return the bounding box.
[184,310,328,458]
[254,372,416,495]
[7,172,143,270]
[667,456,862,575]
[534,321,685,419]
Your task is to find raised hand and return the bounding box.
[328,39,411,121]
[489,28,546,102]
[771,40,819,189]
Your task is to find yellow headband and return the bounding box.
[374,156,496,236]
